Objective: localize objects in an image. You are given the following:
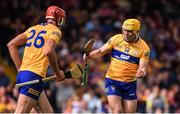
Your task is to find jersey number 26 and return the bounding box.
[26,29,46,48]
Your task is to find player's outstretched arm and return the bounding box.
[84,44,111,61]
[44,39,65,81]
[7,33,27,70]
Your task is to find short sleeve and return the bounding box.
[141,44,150,61]
[23,28,32,38]
[48,30,62,44]
[103,35,118,50]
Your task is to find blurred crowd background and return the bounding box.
[0,0,180,113]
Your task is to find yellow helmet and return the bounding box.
[122,19,140,31]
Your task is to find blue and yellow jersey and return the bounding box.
[19,23,61,77]
[104,34,150,82]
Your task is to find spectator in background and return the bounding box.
[0,86,16,112]
[0,66,10,87]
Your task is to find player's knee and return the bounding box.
[111,105,123,113]
[47,106,54,113]
[113,108,123,113]
[15,108,22,113]
[42,107,54,113]
[15,107,30,113]
[39,105,54,113]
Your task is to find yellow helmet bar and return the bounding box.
[122,19,140,31]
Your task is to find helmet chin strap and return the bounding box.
[134,33,140,42]
[47,19,57,26]
[54,12,59,28]
[46,18,63,30]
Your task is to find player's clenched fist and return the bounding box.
[136,68,147,78]
[55,70,65,81]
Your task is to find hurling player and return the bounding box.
[84,19,150,113]
[7,6,66,113]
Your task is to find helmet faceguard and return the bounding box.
[46,6,66,28]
